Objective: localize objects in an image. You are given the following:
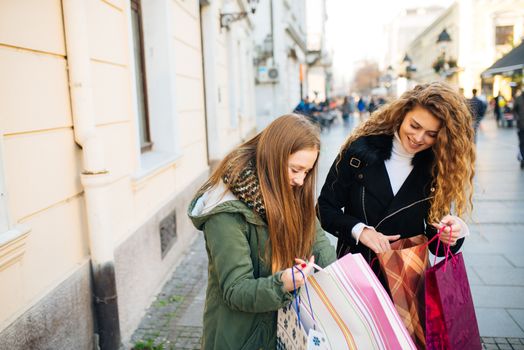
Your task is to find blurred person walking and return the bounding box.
[512,88,524,169]
[293,96,312,117]
[494,94,506,126]
[367,97,378,114]
[468,88,487,142]
[188,114,336,350]
[357,96,367,122]
[340,96,355,124]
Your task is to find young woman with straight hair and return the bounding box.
[188,114,336,350]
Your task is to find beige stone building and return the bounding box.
[306,0,332,103]
[405,0,524,97]
[252,0,308,129]
[0,0,256,348]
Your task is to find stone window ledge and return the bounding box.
[0,225,31,271]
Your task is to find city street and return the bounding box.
[129,115,524,350]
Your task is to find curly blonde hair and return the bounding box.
[339,82,475,222]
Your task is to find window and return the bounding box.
[495,25,513,46]
[128,0,181,177]
[130,0,152,152]
[0,133,30,270]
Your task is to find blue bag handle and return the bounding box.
[291,266,316,330]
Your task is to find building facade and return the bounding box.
[306,0,332,103]
[405,0,524,97]
[201,0,258,164]
[252,0,308,129]
[0,0,256,348]
[384,5,447,75]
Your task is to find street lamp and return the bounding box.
[220,0,259,29]
[402,53,416,79]
[382,65,395,96]
[436,28,452,44]
[434,28,454,76]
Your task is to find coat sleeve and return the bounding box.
[204,212,293,313]
[312,219,337,268]
[317,150,362,246]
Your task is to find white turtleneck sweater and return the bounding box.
[351,133,468,243]
[385,132,414,196]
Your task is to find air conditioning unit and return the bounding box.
[256,66,279,84]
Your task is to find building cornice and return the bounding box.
[285,24,307,53]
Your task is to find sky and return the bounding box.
[325,0,454,89]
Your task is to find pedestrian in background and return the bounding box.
[357,96,367,122]
[367,97,378,114]
[293,95,312,117]
[512,87,524,169]
[317,81,475,290]
[188,114,336,350]
[340,96,352,123]
[494,94,506,126]
[468,88,487,142]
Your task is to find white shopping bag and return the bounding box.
[277,296,330,350]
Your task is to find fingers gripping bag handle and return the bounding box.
[423,225,457,269]
[291,266,317,331]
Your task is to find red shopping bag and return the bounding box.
[425,246,481,349]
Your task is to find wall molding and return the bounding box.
[0,225,31,271]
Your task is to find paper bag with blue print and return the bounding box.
[277,298,329,350]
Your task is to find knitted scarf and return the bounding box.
[222,160,266,220]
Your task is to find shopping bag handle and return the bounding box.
[423,225,456,269]
[291,266,316,330]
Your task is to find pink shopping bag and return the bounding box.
[287,253,416,349]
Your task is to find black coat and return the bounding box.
[513,94,524,130]
[317,134,464,267]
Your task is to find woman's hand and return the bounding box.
[359,228,401,254]
[281,256,315,292]
[432,215,462,246]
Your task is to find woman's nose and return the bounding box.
[414,131,425,143]
[293,175,305,186]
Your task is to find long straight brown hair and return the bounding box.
[198,114,321,272]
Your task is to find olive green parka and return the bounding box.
[188,183,336,349]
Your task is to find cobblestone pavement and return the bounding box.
[128,118,524,350]
[128,234,207,350]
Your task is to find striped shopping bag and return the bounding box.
[294,253,416,350]
[377,234,429,349]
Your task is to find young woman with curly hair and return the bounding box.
[188,114,336,350]
[318,81,475,277]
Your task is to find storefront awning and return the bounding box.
[481,41,524,78]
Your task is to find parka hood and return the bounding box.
[188,181,266,230]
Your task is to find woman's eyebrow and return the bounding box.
[289,163,310,170]
[411,117,439,133]
[410,117,421,127]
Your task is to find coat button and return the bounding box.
[357,174,363,179]
[430,187,435,192]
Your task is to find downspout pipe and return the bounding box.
[62,1,121,349]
